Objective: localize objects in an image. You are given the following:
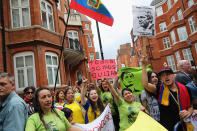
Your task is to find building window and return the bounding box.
[174,0,178,3]
[167,55,176,71]
[159,22,167,32]
[45,52,60,86]
[188,16,197,34]
[175,51,181,64]
[163,37,171,49]
[85,24,89,30]
[87,37,92,47]
[182,48,194,66]
[76,70,83,81]
[14,52,36,90]
[171,16,175,23]
[156,6,163,17]
[177,9,183,20]
[170,31,176,44]
[188,0,194,8]
[57,0,61,11]
[195,43,197,53]
[68,30,79,40]
[177,26,188,41]
[167,0,172,9]
[40,0,54,31]
[10,0,31,28]
[90,53,94,61]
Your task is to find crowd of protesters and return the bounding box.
[0,59,197,131]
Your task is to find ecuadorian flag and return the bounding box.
[70,0,114,26]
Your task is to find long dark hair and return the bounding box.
[87,88,104,118]
[147,71,160,95]
[64,87,74,102]
[55,90,64,103]
[34,87,64,130]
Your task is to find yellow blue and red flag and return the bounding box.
[70,0,114,26]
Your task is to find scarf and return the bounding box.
[158,82,190,111]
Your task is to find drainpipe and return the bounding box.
[0,0,7,72]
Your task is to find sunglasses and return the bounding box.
[26,92,34,94]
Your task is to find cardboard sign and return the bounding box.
[73,105,115,131]
[89,59,117,80]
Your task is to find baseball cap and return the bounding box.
[158,66,174,76]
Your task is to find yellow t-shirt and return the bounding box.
[83,100,101,123]
[64,101,85,124]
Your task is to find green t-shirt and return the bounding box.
[116,98,141,131]
[98,90,115,114]
[25,109,71,131]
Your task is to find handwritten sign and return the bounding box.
[89,59,117,80]
[73,105,115,131]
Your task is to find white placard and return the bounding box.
[132,6,155,37]
[73,105,115,131]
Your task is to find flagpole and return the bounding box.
[96,21,104,60]
[54,2,71,92]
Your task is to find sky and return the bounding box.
[88,0,153,60]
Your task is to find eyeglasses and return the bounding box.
[26,92,34,94]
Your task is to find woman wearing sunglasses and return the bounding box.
[23,86,36,116]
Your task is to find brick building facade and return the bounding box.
[0,0,96,92]
[116,43,138,70]
[131,0,197,72]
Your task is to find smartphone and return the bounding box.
[77,79,82,86]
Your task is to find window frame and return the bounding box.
[87,36,92,47]
[40,0,55,31]
[163,37,171,49]
[90,53,94,61]
[45,52,61,87]
[167,0,172,9]
[10,0,31,28]
[85,24,89,30]
[159,22,167,32]
[14,51,36,91]
[167,55,176,71]
[177,9,183,20]
[182,48,194,67]
[177,26,188,41]
[188,0,194,8]
[188,16,197,34]
[175,51,181,65]
[156,6,163,17]
[170,30,176,44]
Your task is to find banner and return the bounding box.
[73,105,115,131]
[132,6,155,37]
[89,59,117,80]
[119,65,151,95]
[126,111,167,131]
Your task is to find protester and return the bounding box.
[96,78,120,131]
[54,90,66,110]
[186,72,197,105]
[25,87,81,131]
[81,78,105,124]
[0,72,28,131]
[23,86,36,116]
[63,87,85,124]
[140,70,160,121]
[108,77,144,131]
[175,60,193,85]
[61,108,73,123]
[141,57,193,131]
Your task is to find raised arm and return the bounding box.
[113,75,121,96]
[141,56,157,94]
[80,78,88,105]
[105,78,120,102]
